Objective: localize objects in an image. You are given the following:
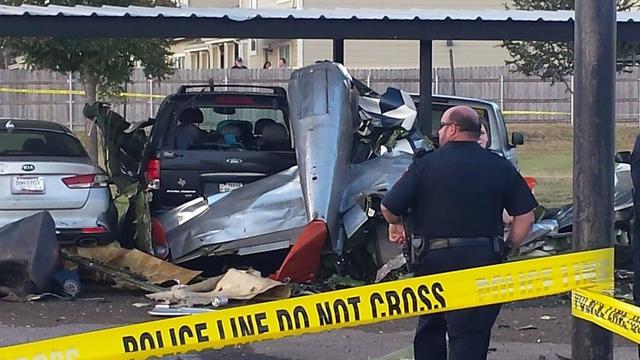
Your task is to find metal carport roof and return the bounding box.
[0,5,636,41]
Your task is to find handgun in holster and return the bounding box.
[403,209,423,271]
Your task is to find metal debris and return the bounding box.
[132,302,153,308]
[62,243,201,293]
[146,268,290,307]
[375,254,408,283]
[514,325,538,331]
[148,304,214,317]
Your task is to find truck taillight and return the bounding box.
[62,174,109,188]
[151,218,169,259]
[146,159,161,190]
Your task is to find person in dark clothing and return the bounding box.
[630,135,640,357]
[381,106,537,360]
[231,57,247,69]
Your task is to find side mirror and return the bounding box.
[511,132,524,146]
[615,151,631,164]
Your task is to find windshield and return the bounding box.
[0,130,87,157]
[199,107,286,131]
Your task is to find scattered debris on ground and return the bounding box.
[146,268,290,308]
[62,242,201,292]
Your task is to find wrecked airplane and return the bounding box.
[86,62,428,283]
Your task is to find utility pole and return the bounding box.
[419,40,432,141]
[571,0,615,358]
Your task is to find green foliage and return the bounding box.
[0,0,174,96]
[502,0,640,87]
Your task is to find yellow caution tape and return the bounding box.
[0,87,166,99]
[0,248,612,360]
[572,288,640,344]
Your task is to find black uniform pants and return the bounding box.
[414,244,502,360]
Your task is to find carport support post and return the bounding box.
[419,40,433,138]
[333,39,344,64]
[571,0,615,359]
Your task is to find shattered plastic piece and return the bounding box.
[514,325,538,331]
[540,315,556,321]
[0,212,59,297]
[522,250,551,258]
[375,254,407,283]
[148,304,214,317]
[132,302,153,308]
[147,268,290,307]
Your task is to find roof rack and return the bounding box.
[176,83,287,96]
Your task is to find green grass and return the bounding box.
[509,123,639,208]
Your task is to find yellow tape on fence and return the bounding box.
[0,87,166,99]
[0,248,613,360]
[572,288,640,344]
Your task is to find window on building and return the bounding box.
[173,56,186,69]
[278,44,291,67]
[219,45,225,69]
[190,52,199,69]
[199,50,210,69]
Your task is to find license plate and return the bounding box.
[11,176,45,194]
[219,182,243,193]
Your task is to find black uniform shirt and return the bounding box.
[382,141,538,239]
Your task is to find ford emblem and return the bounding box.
[22,164,35,172]
[226,158,243,164]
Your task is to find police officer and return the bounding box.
[381,105,537,360]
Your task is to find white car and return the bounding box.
[0,119,117,246]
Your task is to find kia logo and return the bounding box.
[226,158,243,164]
[22,164,35,172]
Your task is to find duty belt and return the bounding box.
[427,237,496,250]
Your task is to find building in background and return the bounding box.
[171,0,511,70]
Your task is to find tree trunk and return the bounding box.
[82,70,99,162]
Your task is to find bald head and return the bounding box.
[438,106,482,146]
[443,106,481,135]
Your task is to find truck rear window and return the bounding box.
[0,130,88,157]
[170,106,291,151]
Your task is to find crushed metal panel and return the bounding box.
[161,166,307,260]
